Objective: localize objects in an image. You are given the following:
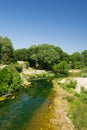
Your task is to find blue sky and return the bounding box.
[0,0,87,54]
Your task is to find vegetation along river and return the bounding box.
[0,79,56,130]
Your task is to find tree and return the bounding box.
[69,52,81,69]
[0,36,14,64]
[52,61,69,76]
[37,44,61,69]
[27,45,39,67]
[28,44,64,69]
[81,50,87,67]
[14,48,28,61]
[0,36,3,62]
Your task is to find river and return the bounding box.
[0,79,56,130]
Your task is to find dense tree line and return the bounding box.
[0,36,87,70]
[0,36,87,95]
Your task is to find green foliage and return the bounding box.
[14,64,23,72]
[77,89,87,103]
[69,100,87,130]
[0,35,87,73]
[27,45,38,67]
[81,67,87,77]
[81,50,87,66]
[28,44,64,69]
[0,83,9,95]
[72,61,81,69]
[10,72,22,91]
[69,70,81,77]
[69,52,81,69]
[52,64,58,72]
[81,73,87,77]
[14,48,28,61]
[0,66,22,95]
[52,61,69,77]
[0,36,14,64]
[0,66,13,84]
[61,79,77,92]
[68,90,87,130]
[24,72,55,81]
[25,61,30,69]
[65,81,87,130]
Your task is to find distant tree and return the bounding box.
[69,52,81,69]
[0,36,3,62]
[14,48,28,61]
[0,36,14,64]
[61,52,70,63]
[81,50,87,67]
[27,45,38,67]
[28,44,64,69]
[37,44,59,69]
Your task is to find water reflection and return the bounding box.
[0,79,53,130]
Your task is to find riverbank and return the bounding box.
[59,77,87,93]
[0,67,54,101]
[21,68,54,86]
[51,80,74,130]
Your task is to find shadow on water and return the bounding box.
[0,79,53,130]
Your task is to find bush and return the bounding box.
[0,66,22,95]
[10,72,22,90]
[52,61,69,77]
[61,79,77,92]
[14,64,23,72]
[67,84,87,129]
[81,67,87,77]
[70,101,87,129]
[25,61,30,69]
[0,83,9,95]
[0,66,13,84]
[77,89,87,104]
[81,73,87,77]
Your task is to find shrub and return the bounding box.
[67,85,87,129]
[81,73,87,77]
[10,72,22,90]
[25,61,30,69]
[70,101,87,129]
[0,66,13,84]
[52,61,69,77]
[0,83,9,95]
[0,66,22,95]
[81,67,87,77]
[61,79,77,92]
[14,64,23,72]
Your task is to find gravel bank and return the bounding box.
[74,77,87,93]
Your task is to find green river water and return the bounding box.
[0,79,55,130]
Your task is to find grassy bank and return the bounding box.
[56,77,87,130]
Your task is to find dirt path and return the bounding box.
[51,81,74,130]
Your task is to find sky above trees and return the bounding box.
[0,0,87,54]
